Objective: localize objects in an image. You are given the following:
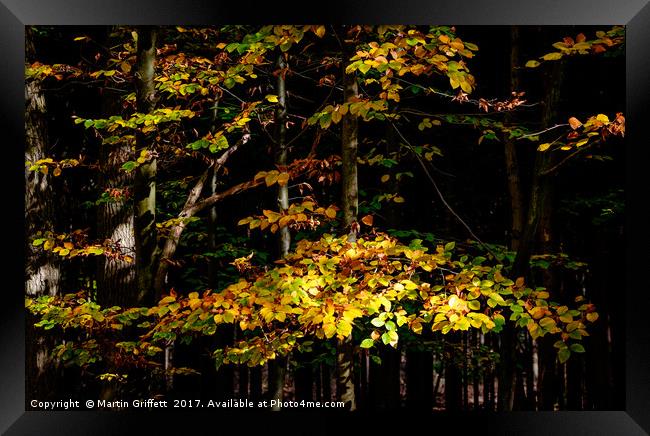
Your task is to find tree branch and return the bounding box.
[539,139,601,176]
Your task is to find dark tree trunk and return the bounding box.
[321,363,332,402]
[505,33,564,411]
[336,47,359,412]
[406,350,434,410]
[504,26,526,251]
[238,366,249,397]
[133,26,158,305]
[250,366,262,402]
[294,360,313,401]
[96,73,136,308]
[25,26,62,408]
[368,346,401,409]
[268,54,290,410]
[444,349,462,411]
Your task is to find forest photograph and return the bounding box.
[25,24,625,412]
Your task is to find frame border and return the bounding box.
[2,1,648,434]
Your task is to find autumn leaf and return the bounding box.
[276,172,290,187]
[568,117,582,130]
[361,215,374,226]
[324,207,337,219]
[541,52,563,61]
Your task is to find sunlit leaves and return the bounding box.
[238,200,338,234]
[26,157,80,176]
[525,26,624,68]
[32,230,132,262]
[75,108,196,134]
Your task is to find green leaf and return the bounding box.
[358,63,371,75]
[371,317,385,327]
[189,139,210,150]
[569,343,585,353]
[121,161,137,172]
[360,338,375,349]
[558,348,571,363]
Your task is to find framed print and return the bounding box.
[2,0,649,434]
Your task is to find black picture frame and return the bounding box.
[2,1,648,434]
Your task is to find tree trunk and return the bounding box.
[505,46,564,412]
[268,53,289,411]
[406,350,434,410]
[336,52,359,411]
[96,69,137,308]
[25,26,61,407]
[444,340,462,411]
[134,26,158,305]
[504,26,525,251]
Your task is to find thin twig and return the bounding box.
[518,123,569,139]
[540,139,601,176]
[390,121,498,258]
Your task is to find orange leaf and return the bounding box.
[568,117,582,130]
[361,215,374,226]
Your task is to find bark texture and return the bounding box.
[268,54,289,411]
[25,26,61,406]
[336,54,359,411]
[134,27,158,305]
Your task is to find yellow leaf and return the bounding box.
[525,60,541,68]
[53,167,62,177]
[324,207,337,219]
[537,143,551,152]
[541,52,563,61]
[315,25,326,38]
[276,172,290,187]
[323,322,337,339]
[393,196,405,203]
[595,114,609,123]
[265,94,279,103]
[265,172,279,187]
[381,174,390,183]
